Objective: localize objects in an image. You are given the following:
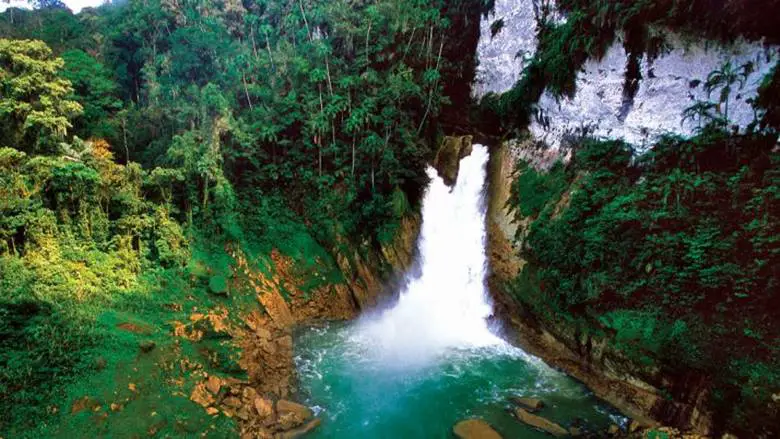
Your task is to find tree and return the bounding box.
[681,100,721,131]
[0,39,82,152]
[704,60,751,122]
[60,49,123,140]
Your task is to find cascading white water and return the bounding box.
[354,144,506,364]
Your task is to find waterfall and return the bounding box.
[293,143,622,437]
[354,144,506,365]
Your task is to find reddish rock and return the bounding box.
[453,419,503,439]
[254,397,274,418]
[515,408,568,437]
[276,399,312,421]
[206,375,221,394]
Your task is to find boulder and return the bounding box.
[510,396,545,411]
[453,419,503,439]
[254,397,274,418]
[190,383,215,408]
[433,135,474,186]
[514,408,568,437]
[206,375,221,394]
[222,396,242,409]
[276,399,313,421]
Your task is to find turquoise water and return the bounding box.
[294,322,624,438]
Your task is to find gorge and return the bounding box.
[0,0,778,438]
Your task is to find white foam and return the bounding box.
[354,145,511,366]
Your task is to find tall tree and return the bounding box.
[0,39,82,152]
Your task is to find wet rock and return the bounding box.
[277,412,305,430]
[206,407,219,415]
[276,399,312,421]
[510,396,544,411]
[607,424,621,436]
[433,135,473,186]
[453,419,503,439]
[276,418,322,439]
[514,408,568,437]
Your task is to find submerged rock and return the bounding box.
[453,419,503,439]
[510,396,545,411]
[514,408,569,437]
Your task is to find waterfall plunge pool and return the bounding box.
[293,322,623,438]
[293,145,624,437]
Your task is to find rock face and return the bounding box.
[514,408,569,437]
[474,0,539,97]
[220,214,420,439]
[477,0,776,158]
[453,419,503,439]
[531,32,776,153]
[484,140,713,434]
[433,135,474,186]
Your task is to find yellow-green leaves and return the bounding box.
[0,39,82,147]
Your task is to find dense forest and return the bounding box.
[480,0,780,437]
[2,0,780,437]
[0,0,487,436]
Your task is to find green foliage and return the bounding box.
[60,49,123,140]
[511,160,569,218]
[0,39,83,151]
[509,130,780,435]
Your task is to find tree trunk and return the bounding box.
[365,21,372,67]
[264,30,276,71]
[242,72,254,110]
[417,38,444,135]
[122,116,129,163]
[351,135,356,177]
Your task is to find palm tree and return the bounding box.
[704,60,751,121]
[681,100,720,131]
